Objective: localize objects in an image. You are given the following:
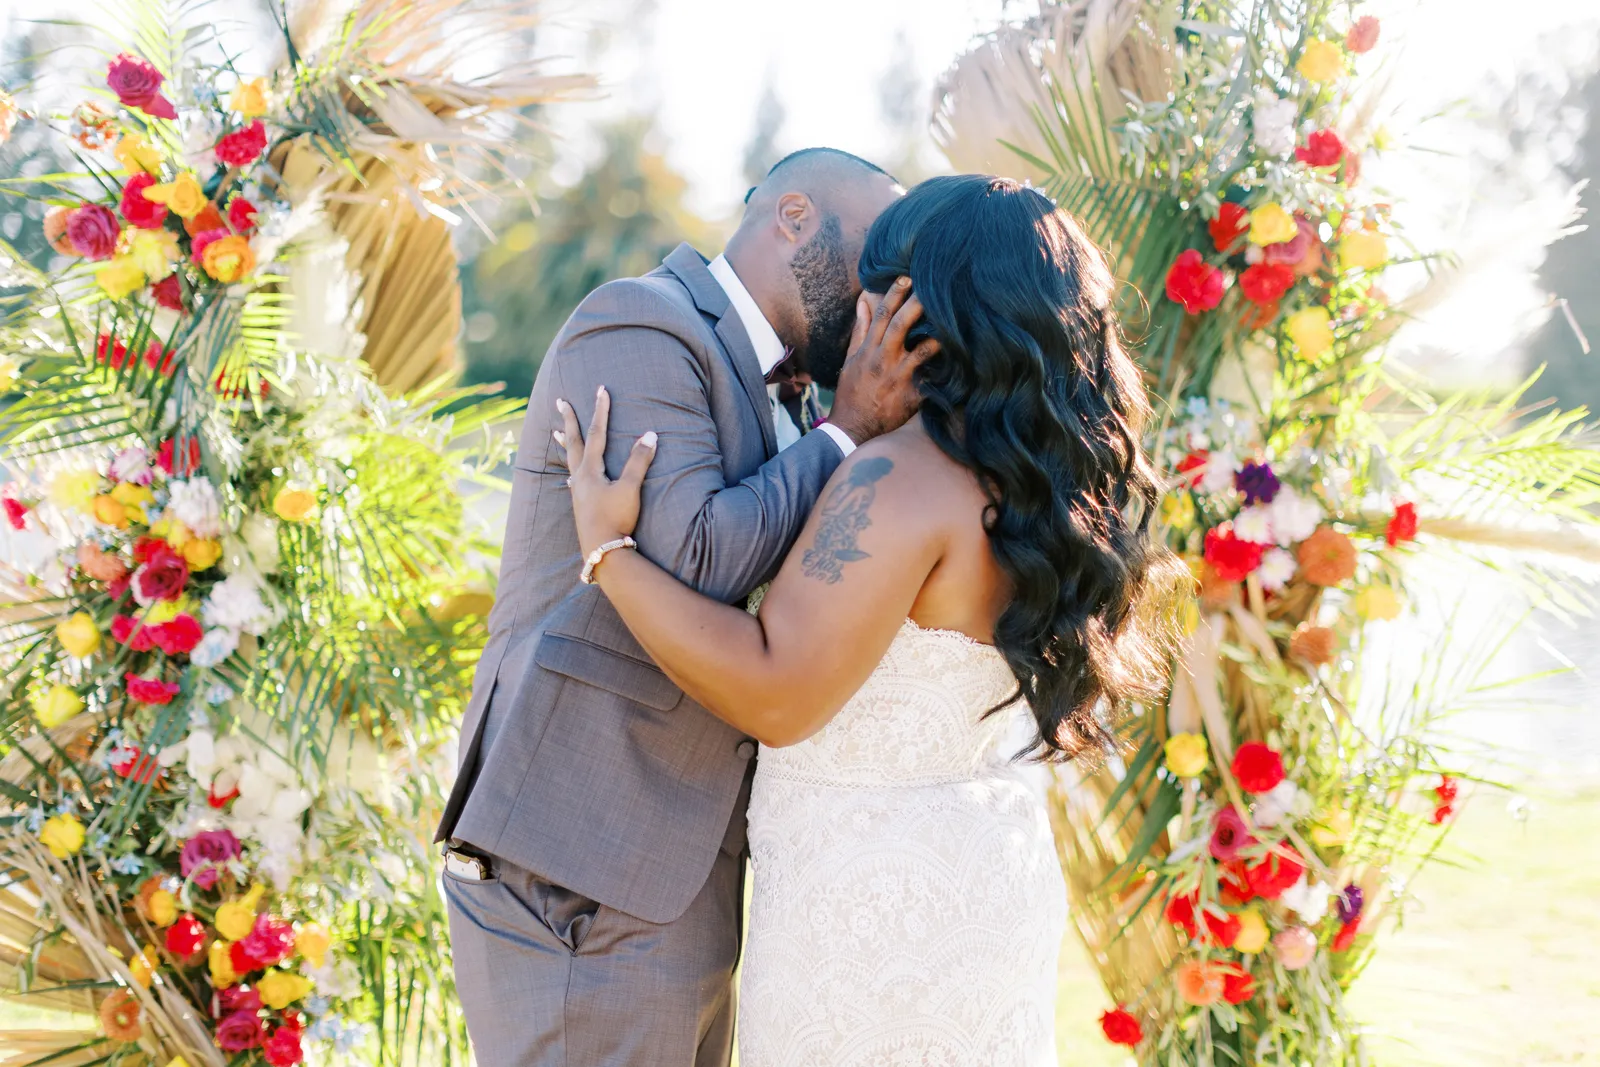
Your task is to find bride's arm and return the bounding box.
[558,387,943,747]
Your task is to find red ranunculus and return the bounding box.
[125,674,181,705]
[1165,249,1226,314]
[1165,892,1198,940]
[1099,1006,1144,1047]
[1231,741,1286,793]
[112,614,155,651]
[262,1025,304,1066]
[1386,501,1418,546]
[1209,202,1250,253]
[1202,907,1242,948]
[1239,262,1296,305]
[164,912,206,957]
[67,204,119,260]
[215,121,267,167]
[215,1009,266,1052]
[1434,774,1458,803]
[142,341,176,377]
[1332,919,1361,952]
[3,497,28,530]
[107,53,177,120]
[97,332,131,370]
[228,196,259,233]
[151,613,203,655]
[1244,847,1304,900]
[132,544,188,603]
[1204,525,1266,583]
[119,173,167,229]
[150,274,186,313]
[1221,964,1257,1004]
[112,745,162,784]
[1296,129,1345,167]
[156,436,202,477]
[237,914,296,969]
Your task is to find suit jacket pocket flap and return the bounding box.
[534,633,681,711]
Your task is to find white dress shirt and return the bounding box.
[707,254,855,457]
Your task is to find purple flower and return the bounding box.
[179,828,241,890]
[1234,460,1281,505]
[1337,884,1365,924]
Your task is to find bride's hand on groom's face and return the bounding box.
[553,386,657,555]
[828,277,940,446]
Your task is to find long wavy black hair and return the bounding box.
[859,174,1186,759]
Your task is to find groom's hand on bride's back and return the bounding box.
[827,276,939,446]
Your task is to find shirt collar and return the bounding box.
[708,253,787,376]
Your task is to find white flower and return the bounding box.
[1268,486,1322,546]
[167,477,225,538]
[190,626,239,668]
[1233,505,1274,545]
[203,572,275,634]
[1253,779,1309,828]
[183,729,217,781]
[1253,91,1299,158]
[1200,450,1239,495]
[1281,877,1332,924]
[1258,547,1298,592]
[109,447,152,485]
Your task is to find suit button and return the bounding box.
[736,740,757,760]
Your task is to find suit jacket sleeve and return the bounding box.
[547,279,845,604]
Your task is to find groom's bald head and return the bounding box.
[727,149,902,387]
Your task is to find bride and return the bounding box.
[554,174,1184,1065]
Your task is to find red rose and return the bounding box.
[1221,964,1257,1004]
[215,1009,265,1052]
[106,53,177,120]
[119,173,167,229]
[1099,1006,1144,1047]
[1296,129,1345,167]
[1209,202,1250,253]
[125,674,181,705]
[164,913,206,957]
[1165,249,1226,314]
[231,939,264,974]
[112,745,162,784]
[151,613,203,655]
[67,204,119,260]
[1202,908,1241,948]
[1239,262,1296,305]
[156,436,202,477]
[2,497,27,530]
[190,228,228,267]
[150,274,186,313]
[215,121,267,168]
[1332,919,1360,952]
[1164,891,1198,940]
[1231,741,1285,793]
[1244,847,1304,900]
[263,1025,304,1066]
[112,614,156,651]
[142,341,176,376]
[227,197,259,233]
[1176,450,1208,488]
[1386,501,1418,546]
[218,986,262,1013]
[1204,525,1266,583]
[1219,860,1256,906]
[237,914,296,969]
[132,544,189,603]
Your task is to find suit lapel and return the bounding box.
[663,244,778,459]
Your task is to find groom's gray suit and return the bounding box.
[436,244,847,1066]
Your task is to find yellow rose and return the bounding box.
[93,494,129,528]
[40,813,86,859]
[273,488,317,522]
[214,899,257,942]
[56,611,101,658]
[1353,584,1401,621]
[114,133,164,175]
[145,598,190,625]
[1248,202,1297,246]
[1284,306,1334,359]
[1297,39,1345,83]
[1310,807,1354,847]
[130,944,159,988]
[156,519,192,549]
[96,257,146,301]
[1339,230,1388,272]
[146,888,178,928]
[48,467,101,511]
[111,481,153,522]
[142,172,207,220]
[1164,732,1210,778]
[208,939,238,988]
[30,684,84,727]
[295,923,332,968]
[0,355,20,392]
[182,538,222,570]
[124,228,178,282]
[229,78,270,118]
[1234,909,1270,954]
[256,969,315,1010]
[200,234,255,283]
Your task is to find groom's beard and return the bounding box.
[790,214,856,391]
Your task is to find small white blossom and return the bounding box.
[1234,505,1274,544]
[167,477,225,538]
[1268,486,1322,546]
[1200,450,1239,496]
[190,626,239,668]
[1253,779,1310,828]
[203,572,275,633]
[1253,91,1299,158]
[1258,547,1298,591]
[1281,877,1332,924]
[110,447,152,485]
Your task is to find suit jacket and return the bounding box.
[435,244,846,923]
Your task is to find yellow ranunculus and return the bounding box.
[200,234,255,283]
[48,467,102,511]
[30,684,84,727]
[256,969,315,1010]
[229,78,269,118]
[0,355,19,392]
[142,172,207,220]
[1248,202,1297,246]
[182,538,223,570]
[145,598,190,625]
[147,888,178,928]
[214,899,257,942]
[1310,807,1354,847]
[56,611,101,658]
[130,944,159,988]
[1297,39,1345,83]
[1234,909,1270,954]
[96,257,146,301]
[40,813,86,859]
[208,939,238,988]
[114,133,164,175]
[1338,230,1388,272]
[1164,732,1210,778]
[93,494,129,528]
[1284,306,1335,359]
[295,922,332,968]
[1353,584,1402,621]
[273,488,317,522]
[124,228,178,282]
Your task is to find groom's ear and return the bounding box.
[775,191,817,245]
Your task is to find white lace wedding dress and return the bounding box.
[737,619,1067,1066]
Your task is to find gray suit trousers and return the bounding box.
[444,849,745,1067]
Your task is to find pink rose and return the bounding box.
[235,913,296,970]
[66,204,119,260]
[1274,925,1318,970]
[190,228,227,267]
[179,828,240,890]
[106,53,177,120]
[215,1009,265,1052]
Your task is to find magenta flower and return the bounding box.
[1209,804,1256,861]
[179,828,241,890]
[106,53,177,120]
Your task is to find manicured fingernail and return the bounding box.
[597,385,607,399]
[552,430,566,445]
[639,431,658,449]
[556,398,570,414]
[896,276,910,288]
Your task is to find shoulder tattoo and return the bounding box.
[801,456,895,584]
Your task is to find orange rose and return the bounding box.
[1175,959,1226,1006]
[200,234,255,283]
[1297,526,1356,586]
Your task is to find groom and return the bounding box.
[435,149,919,1066]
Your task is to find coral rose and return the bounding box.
[1175,960,1227,1006]
[1209,202,1249,253]
[1289,623,1336,666]
[107,53,177,119]
[1297,526,1356,586]
[200,233,255,283]
[66,204,119,260]
[1098,1007,1143,1047]
[184,202,226,238]
[1165,249,1225,314]
[44,206,78,255]
[1232,741,1286,793]
[78,541,128,581]
[98,988,142,1042]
